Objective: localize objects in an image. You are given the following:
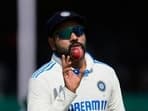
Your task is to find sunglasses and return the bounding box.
[53,25,85,39]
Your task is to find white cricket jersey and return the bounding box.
[28,52,126,111]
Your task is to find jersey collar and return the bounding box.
[51,52,94,76]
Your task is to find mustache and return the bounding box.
[54,41,86,58]
[68,41,85,54]
[69,41,83,48]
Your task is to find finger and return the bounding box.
[64,55,70,64]
[61,54,66,66]
[62,55,72,67]
[66,55,70,62]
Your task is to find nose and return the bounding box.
[70,33,78,41]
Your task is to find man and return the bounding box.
[28,10,126,111]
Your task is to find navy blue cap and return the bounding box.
[47,10,86,37]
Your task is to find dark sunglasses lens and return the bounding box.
[73,26,84,36]
[57,25,85,39]
[58,29,72,39]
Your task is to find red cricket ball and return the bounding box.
[70,47,83,60]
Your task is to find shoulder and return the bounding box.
[93,60,121,87]
[93,59,118,78]
[94,59,114,71]
[85,52,116,74]
[31,60,57,79]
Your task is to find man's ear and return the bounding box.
[48,37,56,50]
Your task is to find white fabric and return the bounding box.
[28,52,125,111]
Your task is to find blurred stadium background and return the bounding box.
[0,0,147,111]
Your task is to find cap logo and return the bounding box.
[60,11,71,17]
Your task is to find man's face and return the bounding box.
[52,21,87,57]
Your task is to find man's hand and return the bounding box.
[61,55,83,93]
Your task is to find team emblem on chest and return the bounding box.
[97,81,106,91]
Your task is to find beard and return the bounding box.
[53,45,69,58]
[54,41,86,58]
